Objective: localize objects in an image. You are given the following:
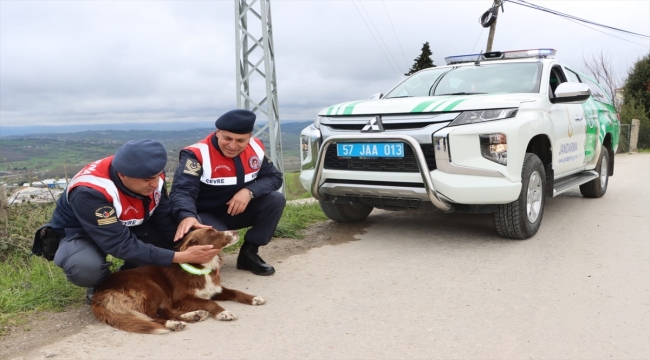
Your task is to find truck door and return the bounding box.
[549,66,586,176]
[564,67,597,165]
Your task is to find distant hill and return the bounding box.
[0,120,312,137]
[0,121,313,180]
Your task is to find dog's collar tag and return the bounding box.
[180,263,212,275]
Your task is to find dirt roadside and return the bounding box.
[0,219,369,360]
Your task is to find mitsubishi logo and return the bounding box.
[361,116,384,132]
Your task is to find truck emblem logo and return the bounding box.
[361,116,384,132]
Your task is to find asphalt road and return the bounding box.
[13,153,650,360]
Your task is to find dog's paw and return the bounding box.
[180,310,210,323]
[165,320,187,331]
[251,296,266,306]
[216,310,237,321]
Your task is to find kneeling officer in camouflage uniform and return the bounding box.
[46,140,219,303]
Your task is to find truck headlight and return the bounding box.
[300,124,321,170]
[450,108,518,126]
[479,133,507,165]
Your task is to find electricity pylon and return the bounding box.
[235,0,284,192]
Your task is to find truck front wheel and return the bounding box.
[319,200,374,223]
[494,153,546,239]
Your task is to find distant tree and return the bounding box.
[621,98,650,149]
[623,53,650,118]
[405,42,436,76]
[582,50,621,108]
[621,53,650,148]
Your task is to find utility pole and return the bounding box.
[235,0,285,193]
[484,0,503,52]
[485,15,498,52]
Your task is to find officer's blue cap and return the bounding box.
[112,139,167,178]
[215,109,256,134]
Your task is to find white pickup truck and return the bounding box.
[300,49,620,239]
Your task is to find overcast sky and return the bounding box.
[1,0,649,129]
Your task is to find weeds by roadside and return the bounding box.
[275,201,326,238]
[0,203,55,261]
[0,254,82,326]
[0,201,82,334]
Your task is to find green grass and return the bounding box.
[274,201,327,238]
[0,174,323,335]
[0,254,84,330]
[0,202,81,333]
[220,201,326,254]
[284,171,311,200]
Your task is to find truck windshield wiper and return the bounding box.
[385,96,413,99]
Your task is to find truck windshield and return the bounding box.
[384,62,543,98]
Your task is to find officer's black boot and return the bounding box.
[85,286,96,305]
[236,242,275,276]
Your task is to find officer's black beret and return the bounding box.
[112,139,167,178]
[215,109,256,134]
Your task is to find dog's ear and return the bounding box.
[177,231,201,252]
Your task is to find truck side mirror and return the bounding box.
[552,82,591,104]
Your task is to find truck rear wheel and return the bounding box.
[494,153,546,239]
[580,148,609,198]
[319,200,373,223]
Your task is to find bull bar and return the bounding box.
[309,134,454,212]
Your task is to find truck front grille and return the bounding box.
[323,143,437,172]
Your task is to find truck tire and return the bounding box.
[319,200,373,223]
[494,153,546,239]
[580,148,609,198]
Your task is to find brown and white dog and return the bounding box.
[91,228,266,334]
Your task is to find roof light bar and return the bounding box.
[444,48,557,65]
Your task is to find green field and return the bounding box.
[0,124,310,183]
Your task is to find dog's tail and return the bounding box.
[91,292,172,334]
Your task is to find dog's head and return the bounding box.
[177,228,239,253]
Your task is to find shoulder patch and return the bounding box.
[249,155,261,170]
[95,206,117,226]
[183,159,202,177]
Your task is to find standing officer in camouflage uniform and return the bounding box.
[170,109,285,276]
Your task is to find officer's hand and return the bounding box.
[172,245,220,264]
[174,217,212,242]
[226,189,251,216]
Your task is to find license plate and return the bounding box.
[336,143,404,158]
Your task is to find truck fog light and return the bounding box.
[479,133,507,165]
[300,125,322,169]
[300,135,309,161]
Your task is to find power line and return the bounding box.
[381,0,410,69]
[560,13,650,48]
[357,1,404,74]
[351,1,403,77]
[471,27,486,53]
[505,0,650,40]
